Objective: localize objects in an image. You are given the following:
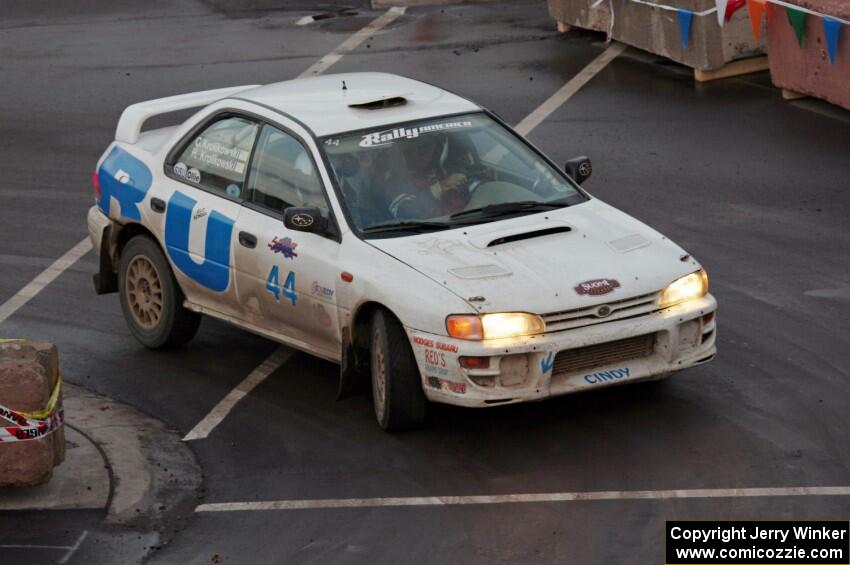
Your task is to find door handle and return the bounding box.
[150,197,166,213]
[238,231,257,248]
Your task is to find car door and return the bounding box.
[232,122,342,360]
[160,113,260,319]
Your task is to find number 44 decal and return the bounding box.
[266,266,296,306]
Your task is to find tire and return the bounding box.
[118,235,201,349]
[370,309,427,431]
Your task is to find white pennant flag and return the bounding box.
[715,0,729,26]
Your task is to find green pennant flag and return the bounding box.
[786,7,807,46]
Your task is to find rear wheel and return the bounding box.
[118,236,200,349]
[370,309,426,431]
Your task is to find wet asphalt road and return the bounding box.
[1,0,849,563]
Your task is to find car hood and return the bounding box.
[366,199,702,314]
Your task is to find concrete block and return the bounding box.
[0,341,65,487]
[547,0,766,71]
[768,0,850,111]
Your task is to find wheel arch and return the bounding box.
[115,222,161,259]
[338,300,407,400]
[95,221,165,295]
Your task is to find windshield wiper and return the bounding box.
[449,200,569,221]
[361,220,454,234]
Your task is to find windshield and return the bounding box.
[320,112,586,236]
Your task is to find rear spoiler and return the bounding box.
[114,85,261,144]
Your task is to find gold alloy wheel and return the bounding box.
[125,255,164,330]
[373,327,387,421]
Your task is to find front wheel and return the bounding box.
[370,309,426,431]
[118,236,201,349]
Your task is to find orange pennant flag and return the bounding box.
[747,0,766,41]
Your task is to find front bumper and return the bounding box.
[406,294,717,407]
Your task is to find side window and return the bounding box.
[246,125,328,215]
[171,116,259,198]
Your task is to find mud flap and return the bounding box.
[337,327,368,399]
[93,225,118,295]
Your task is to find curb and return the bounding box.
[0,383,202,530]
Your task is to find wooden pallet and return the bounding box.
[694,56,770,82]
[782,88,808,101]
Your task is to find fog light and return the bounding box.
[459,356,490,369]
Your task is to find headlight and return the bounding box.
[446,313,545,340]
[659,269,709,308]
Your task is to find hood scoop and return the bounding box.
[348,95,408,110]
[486,226,572,247]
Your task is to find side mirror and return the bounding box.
[564,156,592,185]
[283,207,328,234]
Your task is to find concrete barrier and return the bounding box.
[0,340,65,487]
[547,0,767,76]
[768,0,850,111]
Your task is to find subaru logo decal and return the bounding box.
[292,213,314,228]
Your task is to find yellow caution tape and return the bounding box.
[17,370,62,421]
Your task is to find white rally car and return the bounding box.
[87,72,716,430]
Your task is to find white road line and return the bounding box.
[297,6,406,78]
[0,237,92,326]
[183,347,292,441]
[58,530,89,564]
[514,42,628,137]
[196,485,850,512]
[0,543,73,550]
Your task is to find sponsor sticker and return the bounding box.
[186,167,201,184]
[426,376,466,395]
[574,278,621,296]
[413,336,434,347]
[359,120,473,148]
[541,351,554,374]
[268,236,298,259]
[173,162,188,178]
[583,367,630,384]
[310,282,334,299]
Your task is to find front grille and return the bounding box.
[552,334,655,376]
[542,291,661,333]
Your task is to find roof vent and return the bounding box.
[348,96,408,110]
[487,226,572,247]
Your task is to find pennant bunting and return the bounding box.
[746,0,765,41]
[715,0,729,26]
[677,9,693,49]
[786,7,807,46]
[823,17,841,64]
[725,0,746,23]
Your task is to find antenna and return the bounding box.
[342,80,348,91]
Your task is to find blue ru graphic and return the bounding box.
[541,351,554,374]
[97,146,153,221]
[165,191,235,293]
